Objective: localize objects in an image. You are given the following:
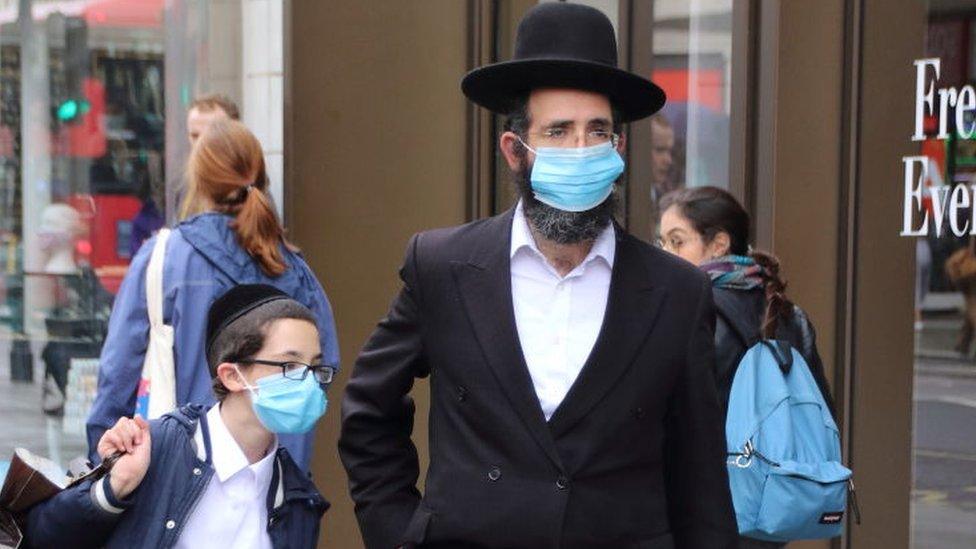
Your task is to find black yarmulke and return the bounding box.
[206,284,290,357]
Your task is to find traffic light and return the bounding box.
[56,98,91,123]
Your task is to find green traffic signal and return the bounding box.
[57,100,78,121]
[56,99,91,121]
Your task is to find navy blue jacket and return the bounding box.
[27,405,328,549]
[86,213,340,470]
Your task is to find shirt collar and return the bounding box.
[510,200,616,269]
[206,404,277,483]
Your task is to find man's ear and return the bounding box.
[615,132,627,155]
[710,231,732,258]
[216,362,247,393]
[499,131,524,170]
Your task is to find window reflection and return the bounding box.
[0,0,243,470]
[652,0,732,195]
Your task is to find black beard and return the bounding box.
[513,154,618,245]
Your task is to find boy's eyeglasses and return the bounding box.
[239,359,336,385]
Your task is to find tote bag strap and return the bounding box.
[145,229,171,329]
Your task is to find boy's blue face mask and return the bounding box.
[236,367,327,434]
[519,139,625,212]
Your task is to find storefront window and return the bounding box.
[913,2,976,546]
[649,0,732,194]
[0,0,266,471]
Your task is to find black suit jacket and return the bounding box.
[339,209,737,549]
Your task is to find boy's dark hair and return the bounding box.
[207,293,316,400]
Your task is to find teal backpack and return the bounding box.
[722,312,859,542]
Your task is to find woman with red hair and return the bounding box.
[87,119,339,471]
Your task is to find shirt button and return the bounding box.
[556,476,569,490]
[165,520,176,530]
[192,467,202,476]
[487,467,502,481]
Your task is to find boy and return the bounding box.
[26,284,333,548]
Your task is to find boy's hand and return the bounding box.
[97,416,151,499]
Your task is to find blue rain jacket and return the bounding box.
[86,213,340,470]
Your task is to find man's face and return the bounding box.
[524,88,616,151]
[187,107,229,145]
[650,121,674,187]
[500,88,622,244]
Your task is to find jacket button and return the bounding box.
[633,407,645,419]
[165,520,176,529]
[487,467,501,481]
[192,467,202,476]
[555,476,569,490]
[457,386,468,402]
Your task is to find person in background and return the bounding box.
[658,186,835,549]
[27,285,332,549]
[129,175,164,258]
[187,94,240,145]
[86,119,339,471]
[649,113,677,201]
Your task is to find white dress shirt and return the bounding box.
[175,405,277,549]
[510,201,615,420]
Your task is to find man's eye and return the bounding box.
[545,128,566,137]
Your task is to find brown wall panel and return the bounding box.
[762,2,846,548]
[771,0,845,402]
[847,0,925,547]
[287,2,470,547]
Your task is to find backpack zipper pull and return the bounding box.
[848,478,862,525]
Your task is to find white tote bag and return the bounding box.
[134,229,176,419]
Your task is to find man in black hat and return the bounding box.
[339,3,737,548]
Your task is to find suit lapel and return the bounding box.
[548,232,668,438]
[450,209,564,469]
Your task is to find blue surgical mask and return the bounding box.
[521,140,625,212]
[236,367,327,434]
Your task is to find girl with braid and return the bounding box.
[658,187,835,549]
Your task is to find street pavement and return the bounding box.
[0,334,89,472]
[912,363,976,548]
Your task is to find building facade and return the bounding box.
[1,1,972,548]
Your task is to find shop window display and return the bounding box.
[0,0,241,472]
[913,2,976,547]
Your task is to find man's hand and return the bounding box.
[97,416,151,499]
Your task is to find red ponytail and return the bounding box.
[182,118,294,276]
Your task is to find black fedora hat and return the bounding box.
[461,2,665,123]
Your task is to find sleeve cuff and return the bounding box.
[90,475,132,515]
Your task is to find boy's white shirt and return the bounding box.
[173,405,277,549]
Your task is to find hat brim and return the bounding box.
[461,58,666,123]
